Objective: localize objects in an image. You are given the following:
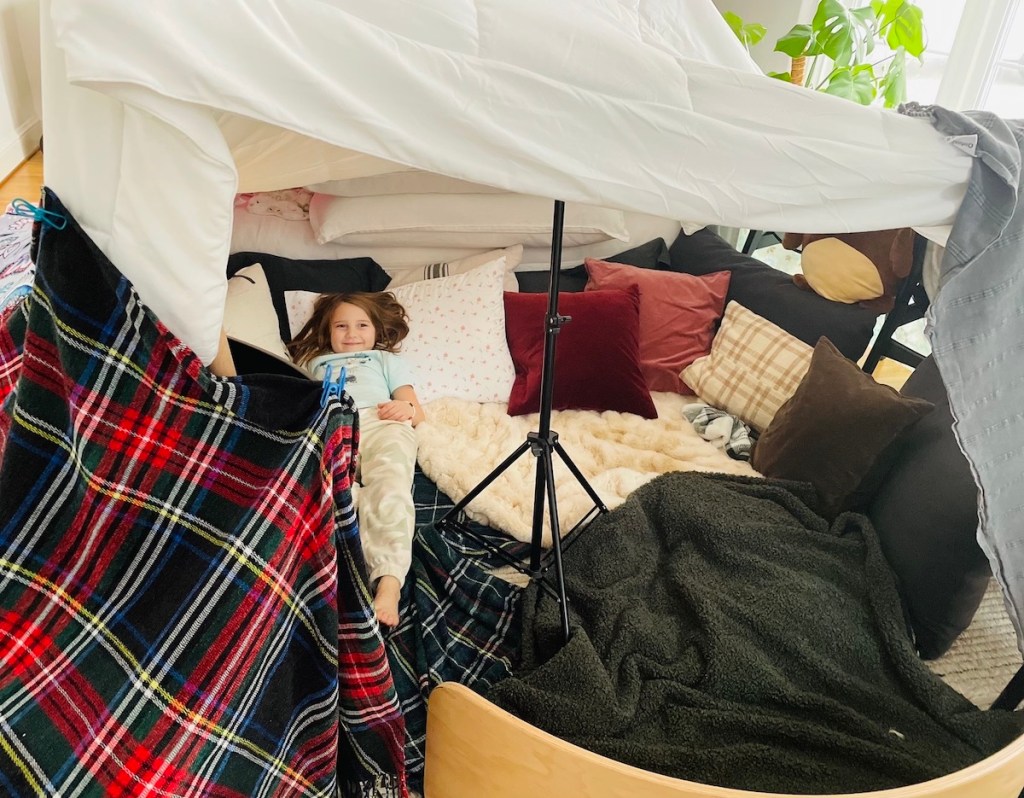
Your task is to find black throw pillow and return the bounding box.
[227,252,391,344]
[867,356,990,659]
[515,237,670,293]
[666,228,877,361]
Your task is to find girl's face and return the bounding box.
[329,302,377,353]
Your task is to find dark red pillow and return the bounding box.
[504,287,657,418]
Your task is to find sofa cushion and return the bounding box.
[227,251,391,344]
[667,228,878,361]
[515,237,670,293]
[867,356,990,659]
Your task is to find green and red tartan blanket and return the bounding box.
[0,191,405,797]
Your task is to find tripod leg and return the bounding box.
[541,447,572,644]
[439,440,532,522]
[553,439,608,512]
[529,444,548,575]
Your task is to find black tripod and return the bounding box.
[435,200,607,644]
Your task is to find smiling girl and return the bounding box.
[288,292,424,627]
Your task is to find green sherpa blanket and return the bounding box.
[486,472,1024,794]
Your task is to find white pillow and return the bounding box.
[386,245,523,292]
[232,206,500,268]
[223,265,291,360]
[281,250,519,342]
[306,170,506,197]
[283,289,324,341]
[309,193,630,249]
[391,258,515,404]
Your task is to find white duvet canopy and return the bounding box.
[41,0,973,364]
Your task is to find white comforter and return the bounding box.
[44,0,970,363]
[416,392,757,545]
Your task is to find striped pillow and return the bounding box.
[383,244,523,291]
[682,302,813,432]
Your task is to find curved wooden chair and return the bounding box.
[424,682,1024,798]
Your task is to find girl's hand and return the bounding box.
[376,399,416,423]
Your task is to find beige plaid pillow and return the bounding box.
[682,302,813,432]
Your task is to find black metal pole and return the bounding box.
[528,201,567,575]
[435,198,605,645]
[537,200,566,441]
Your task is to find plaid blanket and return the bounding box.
[387,471,524,789]
[0,191,405,797]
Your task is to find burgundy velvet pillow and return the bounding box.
[504,287,657,418]
[584,258,730,393]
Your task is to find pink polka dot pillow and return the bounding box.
[390,256,515,403]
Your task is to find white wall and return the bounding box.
[0,0,40,182]
[710,0,816,75]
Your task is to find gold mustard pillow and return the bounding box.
[799,237,884,304]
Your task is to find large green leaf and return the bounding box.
[851,6,878,28]
[775,23,814,57]
[879,48,908,107]
[723,11,744,38]
[878,0,926,57]
[723,11,767,49]
[812,0,857,66]
[850,6,879,57]
[745,21,768,48]
[822,64,877,105]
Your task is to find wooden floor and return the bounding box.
[0,149,913,389]
[0,149,43,209]
[866,356,912,391]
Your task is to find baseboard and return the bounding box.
[0,117,42,184]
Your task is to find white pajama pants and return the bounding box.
[355,408,417,587]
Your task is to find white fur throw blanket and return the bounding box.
[416,392,758,545]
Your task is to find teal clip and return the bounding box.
[320,364,347,408]
[8,198,67,230]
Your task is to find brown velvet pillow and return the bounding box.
[751,338,933,518]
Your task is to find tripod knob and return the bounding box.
[548,313,572,331]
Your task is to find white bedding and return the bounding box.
[43,0,971,363]
[230,205,684,272]
[415,392,756,545]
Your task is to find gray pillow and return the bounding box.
[867,356,990,659]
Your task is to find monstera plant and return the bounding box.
[726,0,927,108]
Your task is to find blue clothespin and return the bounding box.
[8,198,67,230]
[320,364,347,408]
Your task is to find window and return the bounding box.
[903,0,1024,113]
[985,1,1024,116]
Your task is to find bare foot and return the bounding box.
[373,576,401,627]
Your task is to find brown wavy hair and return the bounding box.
[287,291,410,367]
